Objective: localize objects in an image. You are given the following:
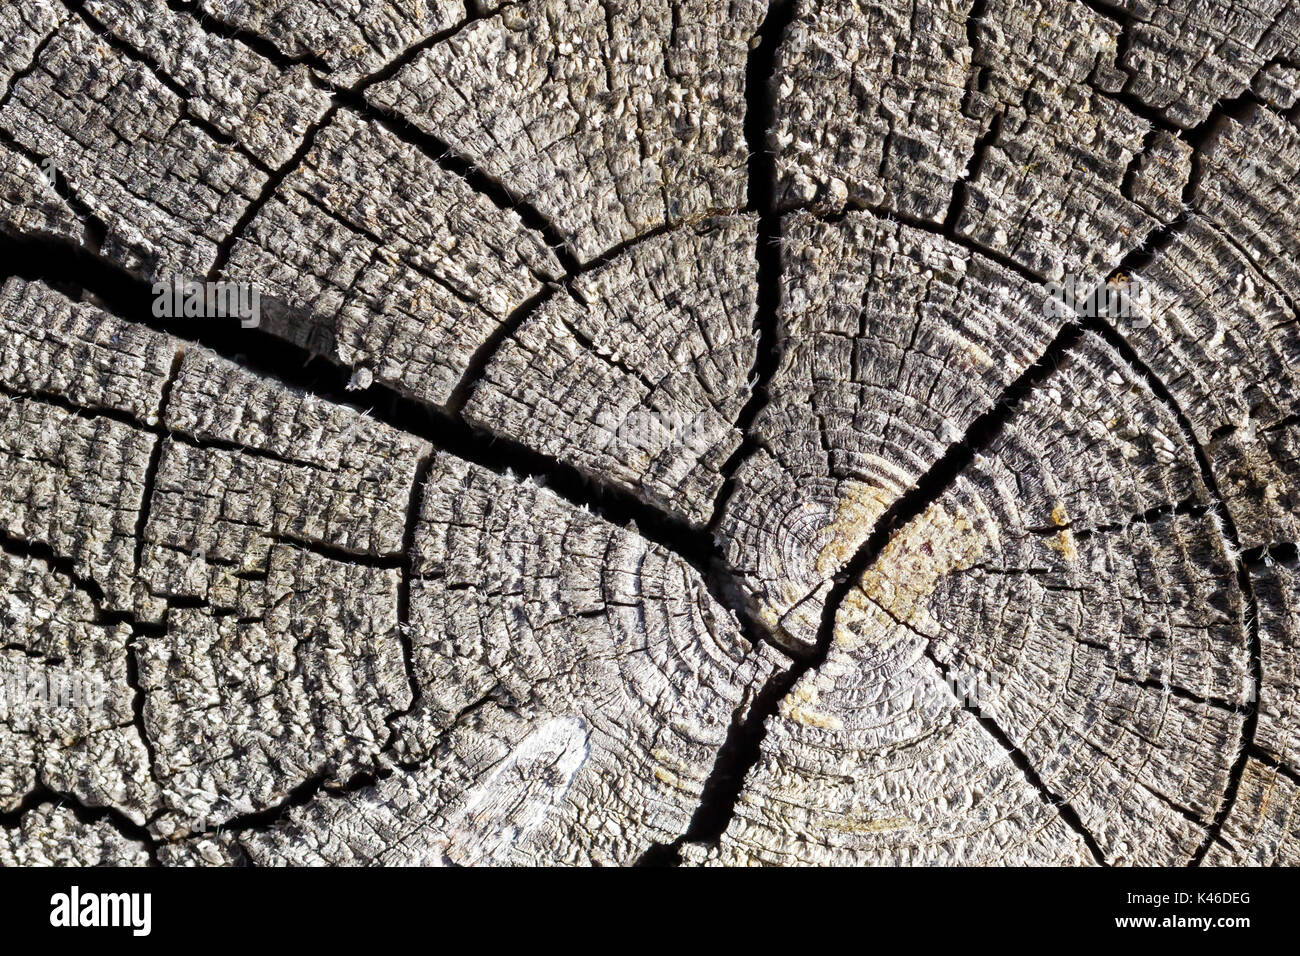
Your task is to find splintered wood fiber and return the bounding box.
[0,0,1297,867]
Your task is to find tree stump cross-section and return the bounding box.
[0,0,1297,866]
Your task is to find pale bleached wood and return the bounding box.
[464,215,758,525]
[194,0,469,86]
[0,0,1295,868]
[716,209,1059,650]
[222,108,564,406]
[137,550,411,839]
[772,0,1189,278]
[83,0,335,167]
[0,804,150,866]
[1204,759,1300,866]
[0,12,273,279]
[691,335,1250,865]
[0,547,157,824]
[366,0,763,262]
[1255,562,1300,778]
[163,453,782,864]
[1100,0,1300,128]
[1117,106,1300,550]
[0,144,87,247]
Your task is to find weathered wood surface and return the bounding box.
[0,0,1297,866]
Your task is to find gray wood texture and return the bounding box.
[0,0,1297,866]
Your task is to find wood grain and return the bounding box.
[0,0,1295,866]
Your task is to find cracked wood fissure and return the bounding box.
[1,0,1298,866]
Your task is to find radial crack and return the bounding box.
[706,0,796,532]
[918,645,1108,864]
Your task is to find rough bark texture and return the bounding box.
[0,0,1297,866]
